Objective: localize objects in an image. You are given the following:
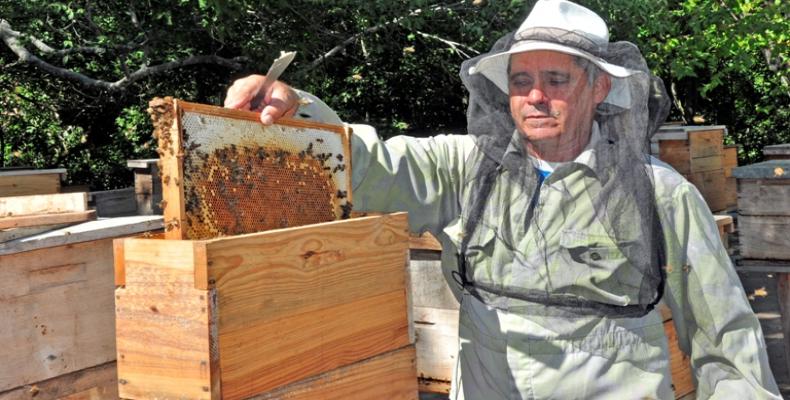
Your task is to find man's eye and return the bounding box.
[511,79,532,88]
[549,79,569,86]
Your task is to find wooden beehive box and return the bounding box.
[763,144,790,160]
[127,159,162,215]
[0,216,162,399]
[90,188,137,217]
[714,214,735,253]
[0,168,65,197]
[408,233,458,395]
[654,125,728,212]
[114,212,417,400]
[723,145,739,209]
[733,160,790,260]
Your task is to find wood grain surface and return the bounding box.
[115,238,218,399]
[250,346,418,400]
[0,193,87,217]
[0,210,95,230]
[0,239,116,392]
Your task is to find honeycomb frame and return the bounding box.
[149,97,353,240]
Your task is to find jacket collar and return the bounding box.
[502,122,603,178]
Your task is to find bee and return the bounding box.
[165,218,181,231]
[316,138,324,143]
[336,154,344,162]
[341,202,354,219]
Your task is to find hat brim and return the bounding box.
[468,41,636,109]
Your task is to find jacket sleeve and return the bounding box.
[660,182,781,399]
[289,90,476,234]
[349,124,476,235]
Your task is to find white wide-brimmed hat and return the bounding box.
[469,0,637,109]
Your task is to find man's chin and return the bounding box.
[520,127,562,142]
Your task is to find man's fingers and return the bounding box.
[224,75,265,109]
[260,97,291,126]
[258,82,298,125]
[224,84,252,109]
[225,76,297,125]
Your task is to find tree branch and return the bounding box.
[0,19,247,92]
[414,30,479,58]
[301,1,468,73]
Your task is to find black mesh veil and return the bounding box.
[456,27,672,317]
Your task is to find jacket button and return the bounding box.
[590,252,602,261]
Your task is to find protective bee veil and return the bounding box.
[455,0,672,318]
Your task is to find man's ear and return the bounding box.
[593,74,612,105]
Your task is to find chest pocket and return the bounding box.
[444,216,500,284]
[559,230,644,301]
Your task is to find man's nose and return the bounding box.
[525,87,548,104]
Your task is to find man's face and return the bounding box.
[508,51,610,157]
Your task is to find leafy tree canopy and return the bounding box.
[1,0,787,189]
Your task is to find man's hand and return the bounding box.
[224,75,298,125]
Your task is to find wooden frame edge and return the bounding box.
[193,241,210,290]
[169,99,352,239]
[113,238,126,286]
[161,98,187,240]
[201,211,409,245]
[343,124,354,206]
[177,100,346,135]
[0,209,96,230]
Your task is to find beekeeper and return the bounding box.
[224,1,781,398]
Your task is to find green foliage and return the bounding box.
[0,75,85,169]
[1,0,788,189]
[580,0,790,163]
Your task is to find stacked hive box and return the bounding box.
[763,144,790,160]
[126,159,162,215]
[652,125,731,212]
[114,100,418,399]
[734,160,790,260]
[723,145,739,210]
[714,215,735,254]
[0,168,65,196]
[733,159,790,376]
[90,188,137,217]
[114,213,418,399]
[408,233,458,395]
[0,216,162,399]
